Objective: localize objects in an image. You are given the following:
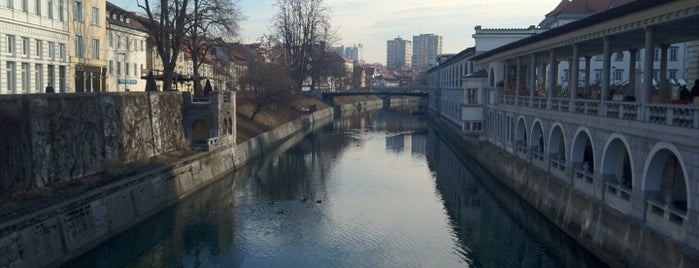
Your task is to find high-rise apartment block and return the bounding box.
[331,43,364,64]
[412,34,442,71]
[386,37,412,71]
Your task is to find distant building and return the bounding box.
[411,34,442,71]
[106,2,149,92]
[69,0,108,92]
[0,0,70,94]
[331,43,364,64]
[387,37,412,71]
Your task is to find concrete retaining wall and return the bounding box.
[430,115,699,268]
[0,100,359,267]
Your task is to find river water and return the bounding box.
[67,108,605,267]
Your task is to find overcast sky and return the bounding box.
[115,0,560,64]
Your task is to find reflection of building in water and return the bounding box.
[411,134,427,156]
[426,129,602,267]
[385,134,405,152]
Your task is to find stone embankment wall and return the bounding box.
[0,92,187,192]
[430,116,699,268]
[0,98,392,267]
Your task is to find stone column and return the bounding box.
[547,50,556,107]
[504,60,510,94]
[516,56,522,100]
[643,27,655,104]
[602,36,612,102]
[571,44,580,101]
[629,49,638,98]
[530,53,537,107]
[659,44,669,102]
[584,56,592,88]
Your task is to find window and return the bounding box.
[48,42,55,59]
[670,47,678,61]
[58,43,65,60]
[35,0,40,14]
[653,49,659,61]
[73,0,82,21]
[109,60,113,74]
[21,37,29,56]
[134,63,137,76]
[48,65,55,88]
[613,69,623,81]
[653,70,659,80]
[140,40,144,51]
[116,61,121,75]
[116,35,121,49]
[91,38,99,59]
[35,39,42,58]
[7,62,16,93]
[35,64,43,92]
[125,61,129,75]
[7,0,13,9]
[669,69,678,79]
[48,0,53,18]
[59,66,66,92]
[108,32,113,47]
[91,6,99,25]
[562,69,569,82]
[6,35,15,54]
[595,55,603,61]
[75,35,84,57]
[58,0,64,21]
[21,0,27,12]
[594,69,602,84]
[125,37,130,51]
[21,63,29,93]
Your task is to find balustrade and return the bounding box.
[495,94,699,129]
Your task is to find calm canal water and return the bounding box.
[67,108,605,267]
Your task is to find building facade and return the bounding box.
[0,0,70,94]
[68,0,107,92]
[105,2,148,92]
[386,37,412,71]
[411,34,442,71]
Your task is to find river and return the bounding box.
[66,108,605,267]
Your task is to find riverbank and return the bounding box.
[0,94,392,267]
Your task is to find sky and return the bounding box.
[112,0,561,64]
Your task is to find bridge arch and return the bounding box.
[642,142,689,212]
[548,123,567,163]
[571,128,595,172]
[192,119,210,142]
[601,134,634,188]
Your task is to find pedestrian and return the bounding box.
[679,85,691,103]
[691,79,699,104]
[45,84,54,93]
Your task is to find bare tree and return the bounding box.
[137,0,241,92]
[240,60,296,120]
[137,0,189,91]
[184,0,241,94]
[272,0,334,92]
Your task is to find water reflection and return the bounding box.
[67,108,603,268]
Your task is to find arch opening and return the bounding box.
[192,119,210,142]
[645,149,688,213]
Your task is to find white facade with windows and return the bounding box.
[105,2,148,92]
[0,0,70,94]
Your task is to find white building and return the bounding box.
[105,2,149,92]
[0,0,70,94]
